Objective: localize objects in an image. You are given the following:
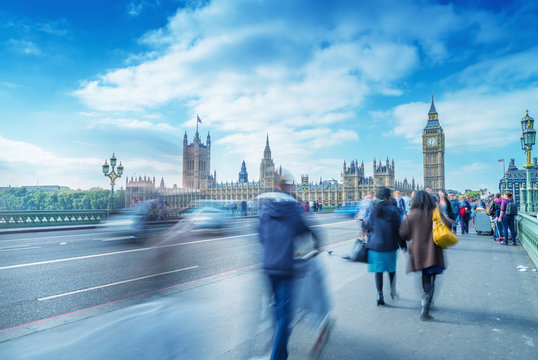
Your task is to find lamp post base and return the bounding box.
[524,164,534,212]
[108,195,116,210]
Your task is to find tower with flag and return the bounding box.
[182,114,213,190]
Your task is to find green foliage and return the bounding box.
[0,188,126,211]
[465,191,481,199]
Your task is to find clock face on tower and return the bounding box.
[426,136,437,147]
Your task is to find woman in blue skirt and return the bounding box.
[366,187,406,306]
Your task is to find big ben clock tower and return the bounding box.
[422,96,445,192]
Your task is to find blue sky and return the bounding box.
[0,0,537,193]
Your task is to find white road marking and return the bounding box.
[313,220,355,228]
[0,244,37,250]
[0,219,354,271]
[0,233,94,242]
[0,233,258,271]
[38,265,199,301]
[0,246,41,252]
[100,236,136,242]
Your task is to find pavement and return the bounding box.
[0,228,537,359]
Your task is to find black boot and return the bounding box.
[389,272,398,300]
[420,272,435,321]
[377,291,385,306]
[375,273,385,306]
[420,290,434,320]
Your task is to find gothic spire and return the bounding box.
[428,94,437,115]
[264,134,271,159]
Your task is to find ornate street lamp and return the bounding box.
[521,110,535,211]
[102,153,123,210]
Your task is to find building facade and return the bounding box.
[182,125,215,191]
[422,96,446,193]
[498,158,538,206]
[125,126,420,209]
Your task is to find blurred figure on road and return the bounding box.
[365,187,405,306]
[399,190,451,321]
[241,200,248,216]
[356,191,374,241]
[257,171,320,360]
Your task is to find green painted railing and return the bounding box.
[516,212,538,267]
[0,210,108,228]
[0,208,191,229]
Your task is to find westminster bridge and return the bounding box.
[0,209,536,359]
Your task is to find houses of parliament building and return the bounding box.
[125,99,448,208]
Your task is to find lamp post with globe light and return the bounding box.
[520,110,536,212]
[102,153,124,210]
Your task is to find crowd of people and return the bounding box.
[256,171,519,359]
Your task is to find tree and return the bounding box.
[0,188,120,211]
[465,191,481,199]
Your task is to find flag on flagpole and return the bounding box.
[197,114,202,124]
[498,159,504,162]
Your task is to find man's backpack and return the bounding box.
[506,202,518,216]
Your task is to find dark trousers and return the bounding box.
[461,215,470,234]
[421,271,436,312]
[375,272,395,292]
[452,215,459,233]
[269,275,293,360]
[494,218,504,239]
[501,215,517,244]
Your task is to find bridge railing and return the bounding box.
[0,207,207,230]
[0,210,108,228]
[516,212,538,266]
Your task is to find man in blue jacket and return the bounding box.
[258,172,320,360]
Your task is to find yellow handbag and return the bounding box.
[432,208,458,248]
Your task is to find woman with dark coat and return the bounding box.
[366,187,406,306]
[399,190,452,321]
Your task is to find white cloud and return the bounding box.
[6,39,42,56]
[0,134,101,188]
[392,87,538,150]
[127,1,144,17]
[0,134,182,190]
[0,82,20,89]
[450,46,538,88]
[63,0,534,191]
[88,117,178,132]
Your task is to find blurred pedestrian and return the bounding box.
[394,190,406,221]
[399,190,452,321]
[448,193,459,234]
[438,191,455,221]
[258,171,320,360]
[403,193,411,216]
[492,193,504,242]
[241,200,247,216]
[498,192,517,245]
[458,196,470,234]
[469,198,477,230]
[356,191,374,241]
[408,191,416,215]
[365,188,405,306]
